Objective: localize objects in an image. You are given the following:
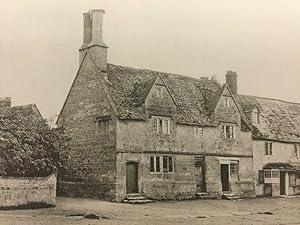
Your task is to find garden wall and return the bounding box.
[0,174,56,209]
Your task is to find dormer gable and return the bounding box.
[144,75,177,116]
[214,85,242,125]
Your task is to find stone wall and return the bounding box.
[0,174,56,208]
[116,153,196,201]
[57,52,116,200]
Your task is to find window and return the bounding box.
[230,161,239,176]
[222,125,236,139]
[155,117,171,135]
[225,98,230,107]
[265,142,273,155]
[156,87,164,98]
[264,169,279,178]
[289,173,296,187]
[150,155,174,174]
[96,120,109,134]
[294,144,300,157]
[264,169,271,178]
[194,127,203,137]
[251,109,260,124]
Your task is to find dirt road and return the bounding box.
[0,197,299,225]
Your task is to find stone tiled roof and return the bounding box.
[236,95,300,143]
[105,64,222,126]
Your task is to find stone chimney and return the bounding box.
[0,97,12,108]
[225,71,238,95]
[79,9,108,71]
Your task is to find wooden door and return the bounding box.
[195,164,206,192]
[280,171,286,195]
[221,164,229,192]
[126,162,138,193]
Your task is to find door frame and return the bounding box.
[126,161,139,194]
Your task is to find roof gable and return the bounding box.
[106,64,222,125]
[144,75,177,107]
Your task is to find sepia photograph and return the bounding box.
[0,1,300,224]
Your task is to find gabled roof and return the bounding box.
[236,95,300,143]
[105,64,222,126]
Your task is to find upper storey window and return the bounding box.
[222,124,236,139]
[294,144,300,157]
[155,117,171,135]
[194,126,203,137]
[224,98,230,108]
[265,142,273,156]
[156,86,164,98]
[251,108,260,124]
[96,119,110,134]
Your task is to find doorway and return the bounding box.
[195,164,206,192]
[221,164,230,192]
[126,162,139,193]
[280,171,286,195]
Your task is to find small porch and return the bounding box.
[260,163,300,197]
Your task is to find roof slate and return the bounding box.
[105,64,222,126]
[236,95,300,143]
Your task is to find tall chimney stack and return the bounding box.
[225,71,238,95]
[79,9,108,71]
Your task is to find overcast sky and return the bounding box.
[0,0,299,118]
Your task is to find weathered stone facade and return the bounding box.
[57,53,117,199]
[0,174,56,208]
[58,9,300,201]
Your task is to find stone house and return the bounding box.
[236,95,300,197]
[57,9,255,201]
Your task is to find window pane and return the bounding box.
[162,120,168,134]
[163,156,168,173]
[155,157,160,172]
[150,156,154,172]
[272,170,279,178]
[265,142,269,155]
[230,162,238,175]
[168,157,173,172]
[264,170,271,178]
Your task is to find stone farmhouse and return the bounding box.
[57,9,300,201]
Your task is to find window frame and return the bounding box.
[294,144,300,157]
[156,86,164,98]
[150,155,175,174]
[155,117,171,135]
[265,142,273,156]
[96,119,110,135]
[224,98,230,108]
[264,169,280,183]
[230,161,239,176]
[222,124,236,139]
[194,126,203,137]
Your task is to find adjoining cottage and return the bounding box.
[236,95,300,197]
[57,9,256,201]
[0,97,57,208]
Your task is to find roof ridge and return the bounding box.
[239,94,300,106]
[107,63,218,84]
